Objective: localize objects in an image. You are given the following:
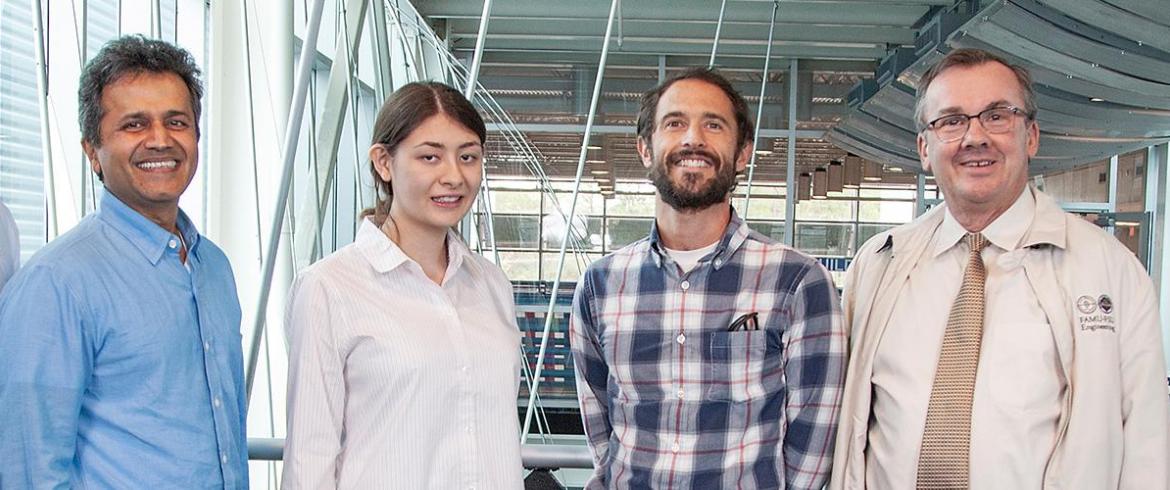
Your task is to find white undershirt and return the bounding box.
[664,240,720,274]
[867,187,1066,490]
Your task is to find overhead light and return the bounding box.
[862,160,882,181]
[585,159,606,164]
[812,168,828,199]
[1090,97,1104,102]
[797,173,812,201]
[827,160,844,192]
[887,166,903,173]
[755,149,773,155]
[586,144,602,150]
[590,169,610,175]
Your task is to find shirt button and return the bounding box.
[714,259,722,267]
[680,280,690,291]
[203,341,211,351]
[461,365,469,373]
[677,389,685,399]
[676,334,686,344]
[168,239,178,249]
[465,425,472,433]
[213,397,222,408]
[220,452,228,464]
[671,442,680,453]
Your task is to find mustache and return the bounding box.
[666,148,721,166]
[134,150,186,162]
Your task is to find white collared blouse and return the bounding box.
[283,219,523,489]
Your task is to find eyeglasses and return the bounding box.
[924,106,1031,143]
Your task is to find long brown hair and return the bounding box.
[361,82,487,224]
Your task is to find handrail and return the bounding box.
[247,438,594,469]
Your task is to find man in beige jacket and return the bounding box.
[830,48,1169,489]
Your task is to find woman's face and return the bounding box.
[372,114,484,236]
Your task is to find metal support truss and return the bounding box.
[520,0,621,443]
[244,0,328,400]
[742,1,777,219]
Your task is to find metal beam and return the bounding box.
[247,437,594,468]
[784,58,798,246]
[1145,143,1170,375]
[245,0,328,401]
[370,0,394,100]
[462,0,493,95]
[462,0,504,268]
[32,0,58,239]
[488,122,824,139]
[292,0,370,272]
[742,1,778,219]
[708,0,728,67]
[521,0,621,443]
[415,0,939,27]
[444,19,914,45]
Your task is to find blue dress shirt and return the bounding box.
[0,191,248,489]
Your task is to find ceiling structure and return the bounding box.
[414,0,1170,185]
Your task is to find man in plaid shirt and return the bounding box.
[569,68,847,489]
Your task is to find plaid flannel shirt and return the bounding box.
[570,210,846,489]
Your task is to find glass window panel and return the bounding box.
[499,251,540,281]
[489,189,542,213]
[795,199,854,222]
[795,222,855,256]
[829,270,846,289]
[1036,159,1110,203]
[606,192,656,216]
[859,187,916,200]
[732,184,783,197]
[746,220,786,243]
[1115,148,1148,213]
[857,223,895,248]
[490,215,540,249]
[614,181,656,194]
[486,179,541,191]
[544,191,603,218]
[607,217,653,250]
[858,200,914,223]
[541,214,603,252]
[733,196,787,220]
[541,252,602,283]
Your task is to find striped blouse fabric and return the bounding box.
[282,219,524,489]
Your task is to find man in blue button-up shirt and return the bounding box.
[0,35,248,489]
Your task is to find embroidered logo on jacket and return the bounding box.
[1076,295,1096,314]
[1077,293,1116,332]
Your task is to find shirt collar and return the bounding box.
[647,206,750,270]
[933,186,1034,257]
[355,218,469,278]
[96,190,200,265]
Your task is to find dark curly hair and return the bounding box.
[636,67,754,150]
[78,35,203,146]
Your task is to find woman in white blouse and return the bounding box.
[282,82,524,489]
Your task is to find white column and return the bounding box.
[206,0,295,406]
[1146,143,1170,376]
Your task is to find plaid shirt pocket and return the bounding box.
[705,328,783,402]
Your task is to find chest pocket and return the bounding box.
[705,328,783,402]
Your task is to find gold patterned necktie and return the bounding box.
[917,232,988,489]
